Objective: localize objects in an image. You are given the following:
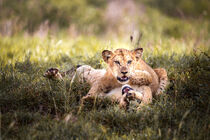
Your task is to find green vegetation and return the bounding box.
[145,0,210,19]
[0,0,106,33]
[0,0,210,139]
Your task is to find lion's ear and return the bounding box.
[132,48,143,60]
[102,50,113,63]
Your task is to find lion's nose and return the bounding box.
[121,66,128,75]
[121,71,128,75]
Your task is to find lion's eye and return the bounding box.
[127,60,132,64]
[114,61,120,65]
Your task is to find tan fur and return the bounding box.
[154,68,168,95]
[44,48,168,108]
[80,48,168,107]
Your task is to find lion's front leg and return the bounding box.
[138,86,152,105]
[82,85,100,100]
[130,70,152,86]
[121,85,152,108]
[43,68,64,80]
[154,68,168,95]
[119,93,130,109]
[80,81,108,105]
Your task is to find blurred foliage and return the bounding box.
[1,0,209,35]
[145,0,210,19]
[0,0,106,33]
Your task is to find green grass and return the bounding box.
[0,6,210,140]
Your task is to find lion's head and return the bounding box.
[102,48,143,84]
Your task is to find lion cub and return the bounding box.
[44,48,168,108]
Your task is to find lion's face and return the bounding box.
[102,48,143,84]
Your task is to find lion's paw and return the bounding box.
[43,68,63,80]
[122,85,136,100]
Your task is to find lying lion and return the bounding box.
[44,48,168,108]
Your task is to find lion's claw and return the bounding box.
[43,68,63,80]
[122,85,136,101]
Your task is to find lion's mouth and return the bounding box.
[117,76,129,82]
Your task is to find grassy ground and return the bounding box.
[0,6,210,140]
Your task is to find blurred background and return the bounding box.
[0,0,209,65]
[0,0,209,38]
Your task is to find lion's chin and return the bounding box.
[117,76,130,84]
